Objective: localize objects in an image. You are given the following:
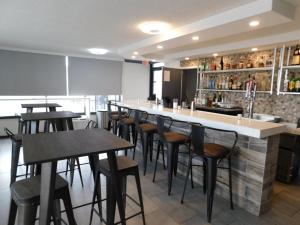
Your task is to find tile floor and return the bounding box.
[0,137,300,225]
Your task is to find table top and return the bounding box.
[117,100,286,138]
[21,111,80,121]
[23,128,134,164]
[21,103,62,108]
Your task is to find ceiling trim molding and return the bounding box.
[164,28,300,59]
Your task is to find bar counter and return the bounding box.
[117,100,286,216]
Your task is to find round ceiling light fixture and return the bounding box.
[131,55,136,59]
[213,53,218,57]
[192,36,199,41]
[138,21,171,34]
[133,51,139,55]
[249,20,260,27]
[88,48,109,55]
[251,47,258,52]
[157,45,163,49]
[185,57,190,60]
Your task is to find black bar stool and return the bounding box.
[153,115,191,195]
[118,106,136,157]
[181,123,238,223]
[8,175,77,225]
[134,110,161,175]
[89,156,146,225]
[107,101,127,135]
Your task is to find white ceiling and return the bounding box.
[0,0,300,62]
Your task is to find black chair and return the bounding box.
[297,118,300,128]
[181,123,238,223]
[4,126,32,185]
[107,101,127,135]
[134,110,160,175]
[118,106,136,157]
[8,175,76,225]
[89,156,146,225]
[153,115,191,195]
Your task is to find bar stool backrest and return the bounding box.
[191,124,205,156]
[156,115,173,142]
[85,120,98,129]
[134,110,148,127]
[107,101,113,119]
[297,118,300,128]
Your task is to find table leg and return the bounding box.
[39,161,57,225]
[107,151,126,225]
[206,158,218,223]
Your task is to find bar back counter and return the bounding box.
[117,100,286,216]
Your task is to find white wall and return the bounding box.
[121,62,149,101]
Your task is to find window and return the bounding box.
[0,95,121,117]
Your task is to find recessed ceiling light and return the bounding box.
[152,59,156,62]
[131,55,136,59]
[157,45,163,49]
[213,53,218,57]
[133,51,139,55]
[185,57,190,60]
[88,48,109,55]
[249,20,260,27]
[251,47,258,52]
[138,21,171,34]
[192,36,199,41]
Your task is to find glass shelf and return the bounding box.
[200,67,273,74]
[198,89,270,93]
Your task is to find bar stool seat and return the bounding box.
[8,175,76,225]
[11,175,67,203]
[120,117,135,125]
[164,131,190,143]
[98,156,138,173]
[203,143,230,158]
[139,123,157,133]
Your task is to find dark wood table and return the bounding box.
[23,128,134,225]
[21,111,80,134]
[22,103,62,113]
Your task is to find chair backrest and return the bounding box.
[191,124,205,156]
[156,115,173,141]
[297,118,300,128]
[107,101,112,118]
[133,110,148,129]
[85,120,98,129]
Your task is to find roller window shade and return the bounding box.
[0,50,66,95]
[68,57,122,95]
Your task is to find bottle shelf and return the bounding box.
[281,65,300,69]
[198,89,271,93]
[278,91,300,95]
[200,67,273,74]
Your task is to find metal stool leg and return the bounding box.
[7,199,17,225]
[62,187,77,225]
[152,141,161,182]
[142,132,149,176]
[228,156,234,210]
[167,143,177,195]
[16,204,37,225]
[134,169,146,225]
[52,200,62,225]
[181,153,193,204]
[206,157,218,223]
[76,158,84,187]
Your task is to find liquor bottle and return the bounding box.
[220,56,224,70]
[266,54,273,67]
[258,56,264,67]
[283,71,289,92]
[222,75,226,89]
[225,77,229,90]
[296,78,300,92]
[292,45,300,65]
[289,76,296,92]
[229,76,233,90]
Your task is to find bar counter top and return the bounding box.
[117,100,286,139]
